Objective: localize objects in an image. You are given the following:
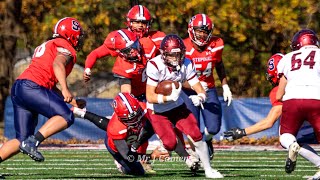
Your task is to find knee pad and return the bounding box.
[280,133,297,149]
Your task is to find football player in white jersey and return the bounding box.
[277,29,320,179]
[145,34,223,178]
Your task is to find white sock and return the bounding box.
[193,140,211,171]
[299,144,320,167]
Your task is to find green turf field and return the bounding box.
[0,149,317,179]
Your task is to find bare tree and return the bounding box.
[0,0,22,121]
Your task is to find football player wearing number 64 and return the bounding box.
[181,14,232,159]
[0,17,86,166]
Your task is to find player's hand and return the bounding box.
[75,99,86,109]
[61,88,73,103]
[223,127,246,141]
[222,84,232,106]
[83,68,91,82]
[166,82,182,101]
[71,107,86,118]
[150,146,170,160]
[200,81,208,91]
[189,93,206,107]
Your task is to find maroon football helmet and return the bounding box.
[53,17,85,51]
[112,93,143,128]
[266,53,284,86]
[290,29,319,51]
[160,34,186,70]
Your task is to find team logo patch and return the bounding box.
[268,58,275,71]
[72,20,80,31]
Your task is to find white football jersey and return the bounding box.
[277,45,320,100]
[146,55,199,113]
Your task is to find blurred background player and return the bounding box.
[181,14,232,158]
[276,29,320,179]
[223,53,320,179]
[145,34,223,178]
[0,17,86,163]
[83,5,165,81]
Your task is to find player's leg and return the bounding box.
[72,107,109,131]
[201,88,222,158]
[175,104,223,178]
[303,99,320,179]
[279,99,306,173]
[147,109,178,151]
[104,137,145,175]
[19,84,74,161]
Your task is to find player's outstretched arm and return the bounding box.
[223,105,282,141]
[72,107,109,131]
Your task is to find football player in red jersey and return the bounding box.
[276,29,320,178]
[0,17,86,164]
[181,14,232,158]
[146,34,223,178]
[83,5,165,81]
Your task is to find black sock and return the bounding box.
[34,132,45,143]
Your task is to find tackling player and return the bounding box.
[0,17,86,164]
[83,5,165,82]
[146,34,223,178]
[276,29,320,179]
[181,14,232,158]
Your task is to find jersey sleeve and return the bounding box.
[185,59,199,86]
[107,116,128,140]
[85,44,112,69]
[146,59,160,87]
[209,36,224,63]
[139,37,157,59]
[269,86,283,106]
[276,56,286,77]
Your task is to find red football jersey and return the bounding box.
[146,30,166,50]
[107,102,149,154]
[18,38,77,89]
[184,36,224,88]
[269,86,282,106]
[112,37,156,97]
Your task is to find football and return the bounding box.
[155,80,179,96]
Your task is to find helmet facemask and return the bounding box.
[118,39,142,62]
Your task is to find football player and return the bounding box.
[146,34,223,178]
[224,53,320,179]
[83,5,165,82]
[0,17,86,164]
[181,14,232,158]
[276,29,320,179]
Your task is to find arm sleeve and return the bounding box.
[85,45,111,69]
[113,139,130,160]
[83,111,109,131]
[131,119,154,150]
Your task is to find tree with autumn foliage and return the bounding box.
[1,0,320,121]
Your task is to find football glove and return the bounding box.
[71,107,86,118]
[166,82,182,101]
[222,84,232,106]
[223,127,246,141]
[189,93,206,107]
[83,68,91,82]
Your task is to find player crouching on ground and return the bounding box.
[145,34,223,178]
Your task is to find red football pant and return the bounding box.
[147,104,202,151]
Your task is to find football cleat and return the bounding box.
[309,168,320,180]
[205,168,224,179]
[285,142,300,173]
[19,135,44,162]
[140,160,156,174]
[185,150,200,175]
